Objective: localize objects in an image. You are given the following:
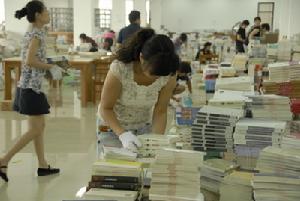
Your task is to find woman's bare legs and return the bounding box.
[0,115,48,169]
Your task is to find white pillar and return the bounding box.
[150,0,162,32]
[73,0,96,46]
[133,0,146,27]
[111,0,126,32]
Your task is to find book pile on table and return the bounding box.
[208,90,253,110]
[268,62,300,82]
[233,119,287,170]
[85,159,143,201]
[218,67,236,77]
[137,134,179,157]
[219,171,254,201]
[253,146,300,201]
[291,99,300,115]
[191,105,244,152]
[168,126,192,149]
[231,54,248,71]
[203,65,219,93]
[215,76,253,91]
[277,40,292,61]
[200,159,238,194]
[247,94,293,121]
[282,122,300,150]
[102,146,137,161]
[149,148,205,201]
[263,80,300,99]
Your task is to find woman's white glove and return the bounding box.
[119,131,142,152]
[49,65,64,80]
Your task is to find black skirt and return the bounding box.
[13,87,50,115]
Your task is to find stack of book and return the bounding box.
[253,146,300,201]
[191,105,244,152]
[219,171,254,201]
[137,134,179,157]
[200,159,238,194]
[85,159,142,201]
[263,80,300,99]
[247,95,293,121]
[277,40,292,61]
[102,146,137,161]
[215,76,253,91]
[233,119,287,170]
[218,67,236,77]
[268,62,300,82]
[282,125,300,150]
[149,148,205,201]
[291,99,300,115]
[231,54,248,71]
[168,126,192,149]
[208,90,253,110]
[203,65,219,93]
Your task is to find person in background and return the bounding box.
[98,28,179,152]
[261,23,270,37]
[103,30,116,40]
[248,17,261,41]
[0,0,62,182]
[173,33,188,55]
[103,37,114,52]
[236,20,250,53]
[195,42,212,61]
[79,33,98,52]
[172,61,192,102]
[117,10,141,45]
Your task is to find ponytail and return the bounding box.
[117,28,155,63]
[15,0,45,22]
[15,7,27,19]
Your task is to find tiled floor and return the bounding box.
[0,86,98,201]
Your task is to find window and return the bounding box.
[125,0,134,26]
[257,2,274,30]
[0,0,5,24]
[96,0,112,29]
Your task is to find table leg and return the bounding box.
[80,66,88,107]
[3,61,12,100]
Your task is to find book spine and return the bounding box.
[91,176,139,183]
[88,181,139,191]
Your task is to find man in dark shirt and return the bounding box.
[117,10,141,45]
[236,20,250,53]
[247,17,261,44]
[79,33,98,52]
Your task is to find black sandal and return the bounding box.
[0,166,8,182]
[37,165,60,176]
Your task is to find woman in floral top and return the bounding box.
[98,28,179,152]
[0,0,63,182]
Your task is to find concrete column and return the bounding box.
[150,0,162,32]
[73,0,96,46]
[133,0,146,27]
[111,0,126,32]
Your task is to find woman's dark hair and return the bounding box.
[242,20,250,26]
[261,23,270,31]
[15,0,45,23]
[80,33,87,39]
[254,17,261,22]
[178,61,192,74]
[204,42,212,48]
[117,28,179,76]
[180,33,188,42]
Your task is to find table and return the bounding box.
[2,57,94,107]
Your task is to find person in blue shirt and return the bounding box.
[117,10,141,45]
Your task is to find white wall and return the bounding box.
[111,0,126,32]
[134,0,147,27]
[4,0,31,39]
[44,0,73,8]
[156,0,280,33]
[150,0,162,31]
[73,0,97,46]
